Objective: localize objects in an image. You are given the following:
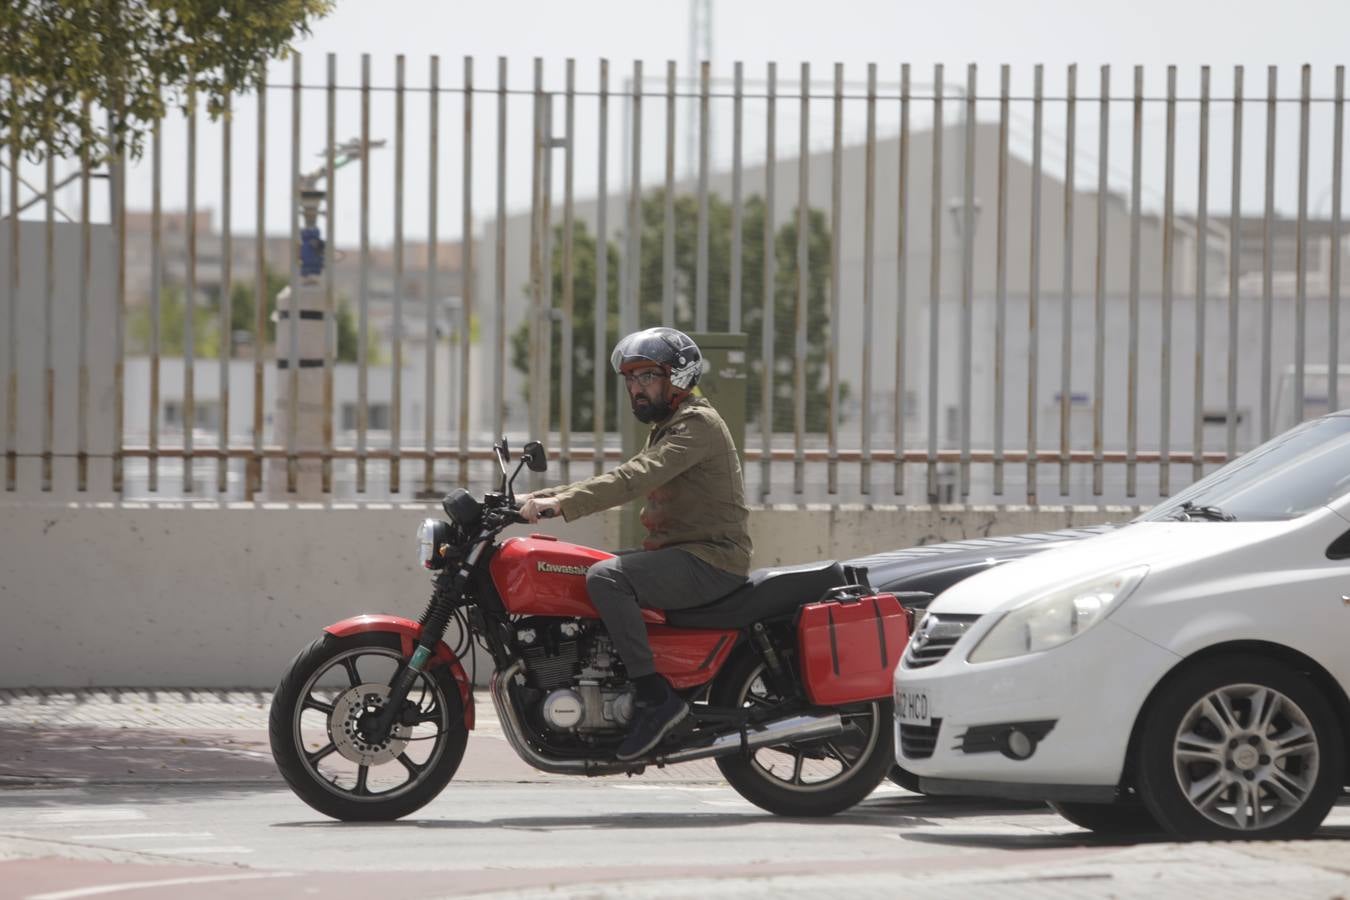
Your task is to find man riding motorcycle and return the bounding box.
[519,327,752,760]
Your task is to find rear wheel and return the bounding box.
[1134,656,1343,839]
[712,651,894,817]
[1048,800,1158,834]
[269,632,469,821]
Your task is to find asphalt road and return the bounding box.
[1,690,1348,899]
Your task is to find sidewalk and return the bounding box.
[0,689,726,785]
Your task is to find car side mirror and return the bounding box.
[522,441,548,472]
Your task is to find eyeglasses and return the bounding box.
[622,370,665,387]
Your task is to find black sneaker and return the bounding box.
[615,692,689,761]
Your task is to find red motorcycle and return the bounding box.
[269,439,909,820]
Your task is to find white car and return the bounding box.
[894,412,1350,839]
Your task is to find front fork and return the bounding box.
[366,539,489,741]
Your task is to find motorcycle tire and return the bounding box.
[711,649,895,817]
[269,631,469,821]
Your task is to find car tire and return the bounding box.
[1048,800,1158,834]
[887,765,923,793]
[1135,655,1344,839]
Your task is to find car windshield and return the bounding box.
[1136,414,1350,523]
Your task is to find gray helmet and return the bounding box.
[610,327,703,391]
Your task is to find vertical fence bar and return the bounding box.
[185,84,198,494]
[1332,67,1344,415]
[730,62,744,334]
[495,57,508,442]
[1295,64,1310,426]
[1194,66,1210,483]
[149,116,162,492]
[828,63,842,495]
[1261,66,1276,442]
[696,60,710,332]
[928,63,944,503]
[78,104,92,492]
[1126,66,1142,498]
[540,84,555,465]
[994,65,1009,496]
[793,61,809,496]
[528,59,544,452]
[5,109,16,491]
[1092,66,1109,496]
[895,63,909,496]
[390,54,405,495]
[424,55,439,494]
[1160,65,1176,496]
[357,53,371,492]
[561,58,576,483]
[662,60,676,326]
[220,92,233,496]
[1058,64,1075,497]
[323,55,336,494]
[251,63,266,499]
[862,63,877,494]
[1227,67,1243,460]
[219,92,233,494]
[286,57,301,494]
[594,59,609,476]
[960,64,976,499]
[111,125,126,495]
[760,61,776,501]
[459,56,474,487]
[1027,64,1043,504]
[42,150,53,492]
[626,60,643,336]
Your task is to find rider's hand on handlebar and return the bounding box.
[518,496,561,523]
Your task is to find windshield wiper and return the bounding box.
[1168,500,1236,522]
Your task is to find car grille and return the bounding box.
[899,718,942,760]
[902,613,981,668]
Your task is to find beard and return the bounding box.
[631,394,673,424]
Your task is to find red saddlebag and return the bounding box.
[796,586,911,706]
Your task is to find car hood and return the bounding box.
[926,518,1297,617]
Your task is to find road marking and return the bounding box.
[33,810,146,824]
[27,872,296,900]
[68,833,214,841]
[154,846,253,854]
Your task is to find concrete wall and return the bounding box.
[0,502,1135,688]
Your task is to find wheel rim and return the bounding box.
[734,661,882,793]
[1171,682,1320,831]
[291,646,452,803]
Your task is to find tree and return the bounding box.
[1,0,333,163]
[512,190,844,433]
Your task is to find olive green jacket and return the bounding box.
[532,397,752,576]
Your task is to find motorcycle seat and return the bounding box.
[662,560,846,629]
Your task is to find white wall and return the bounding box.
[0,501,1134,688]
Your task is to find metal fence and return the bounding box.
[2,58,1347,505]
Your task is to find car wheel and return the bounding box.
[1048,800,1158,834]
[1135,656,1344,839]
[887,765,922,793]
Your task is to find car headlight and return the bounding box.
[967,566,1148,663]
[416,518,453,570]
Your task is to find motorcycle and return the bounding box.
[269,438,908,820]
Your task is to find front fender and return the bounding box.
[324,614,475,730]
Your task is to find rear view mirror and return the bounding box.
[522,441,548,472]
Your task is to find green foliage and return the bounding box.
[128,283,218,358]
[1,0,333,162]
[512,190,844,433]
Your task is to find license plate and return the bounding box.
[896,690,931,727]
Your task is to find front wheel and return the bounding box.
[712,651,895,817]
[1134,656,1344,839]
[269,632,469,821]
[1048,800,1159,834]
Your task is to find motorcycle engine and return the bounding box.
[515,618,635,734]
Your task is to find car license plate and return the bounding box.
[896,690,931,727]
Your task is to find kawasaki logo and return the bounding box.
[537,561,589,576]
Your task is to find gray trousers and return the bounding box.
[585,548,747,678]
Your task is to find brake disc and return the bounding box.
[329,682,413,766]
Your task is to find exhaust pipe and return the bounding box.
[489,660,847,775]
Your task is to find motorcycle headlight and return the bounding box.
[416,518,453,570]
[967,566,1148,663]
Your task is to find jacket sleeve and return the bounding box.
[550,416,709,520]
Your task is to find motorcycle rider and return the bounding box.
[518,327,752,761]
